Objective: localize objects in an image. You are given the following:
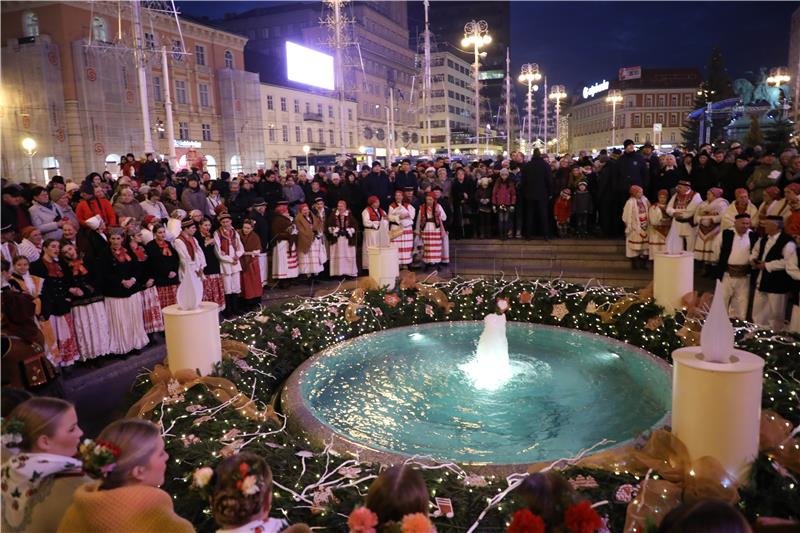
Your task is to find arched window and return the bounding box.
[224,50,234,69]
[204,155,217,180]
[22,11,39,37]
[230,155,242,174]
[92,16,108,43]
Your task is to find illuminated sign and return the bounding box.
[174,140,201,148]
[286,41,334,90]
[619,66,642,80]
[582,80,609,99]
[479,70,504,80]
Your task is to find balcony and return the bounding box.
[303,112,323,122]
[308,142,326,152]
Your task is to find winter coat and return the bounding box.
[571,190,594,215]
[29,201,66,240]
[492,180,516,206]
[180,186,210,216]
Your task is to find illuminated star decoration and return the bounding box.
[551,303,569,321]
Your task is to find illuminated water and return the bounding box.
[296,322,671,464]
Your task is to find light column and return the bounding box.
[605,89,623,148]
[462,20,491,158]
[548,85,567,154]
[518,63,541,157]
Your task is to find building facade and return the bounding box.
[790,6,800,131]
[1,1,265,183]
[260,83,359,171]
[569,68,702,152]
[418,51,474,154]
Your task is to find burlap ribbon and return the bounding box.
[345,272,453,322]
[126,364,278,423]
[760,410,800,475]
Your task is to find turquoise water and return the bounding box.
[298,322,671,464]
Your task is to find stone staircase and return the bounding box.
[447,238,654,288]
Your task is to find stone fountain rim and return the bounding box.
[281,321,672,476]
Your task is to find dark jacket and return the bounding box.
[520,157,553,202]
[754,232,794,293]
[615,151,648,191]
[394,170,418,192]
[257,180,284,207]
[248,209,271,251]
[144,240,180,287]
[195,233,221,276]
[361,171,392,210]
[140,160,160,183]
[99,248,142,298]
[29,258,72,318]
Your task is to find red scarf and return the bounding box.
[44,258,64,278]
[218,227,236,256]
[179,234,196,261]
[129,242,146,261]
[112,246,131,263]
[367,207,385,221]
[156,240,172,257]
[69,258,88,276]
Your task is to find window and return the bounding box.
[175,80,187,104]
[645,113,653,127]
[317,103,322,115]
[307,128,313,142]
[305,102,311,113]
[670,94,678,106]
[683,94,692,106]
[634,133,640,143]
[92,16,108,42]
[328,105,334,118]
[195,45,205,66]
[172,39,183,61]
[657,94,665,107]
[347,109,353,121]
[670,112,678,126]
[179,122,189,140]
[267,95,273,110]
[645,95,653,107]
[201,123,211,141]
[224,50,234,69]
[656,113,665,125]
[280,97,287,112]
[199,84,209,107]
[295,126,301,142]
[23,11,39,37]
[281,125,288,142]
[260,27,270,39]
[633,114,641,126]
[329,129,334,144]
[153,76,162,102]
[294,99,300,113]
[348,132,353,146]
[670,132,676,142]
[318,128,323,143]
[144,32,155,49]
[268,126,276,142]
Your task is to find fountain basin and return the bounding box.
[283,322,671,472]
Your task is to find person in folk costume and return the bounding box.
[214,212,244,316]
[666,180,702,252]
[622,185,651,270]
[714,213,758,320]
[786,233,800,331]
[750,216,797,331]
[311,196,331,277]
[195,217,225,312]
[145,224,180,309]
[784,183,800,236]
[30,239,80,367]
[757,186,785,234]
[166,209,186,242]
[126,226,164,335]
[326,199,358,278]
[238,219,263,308]
[173,219,206,310]
[271,200,299,286]
[361,195,390,271]
[433,186,452,264]
[76,215,108,260]
[415,192,447,269]
[18,226,43,263]
[388,188,416,268]
[693,187,729,272]
[648,189,673,259]
[59,241,112,360]
[9,255,43,315]
[294,203,326,283]
[722,188,759,231]
[2,223,19,264]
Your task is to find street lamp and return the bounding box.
[518,63,541,157]
[605,89,623,148]
[21,137,37,183]
[462,19,491,160]
[766,66,791,86]
[485,123,492,155]
[302,144,310,169]
[548,85,567,154]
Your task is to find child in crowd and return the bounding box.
[554,188,572,238]
[571,181,594,238]
[475,177,494,238]
[492,170,516,240]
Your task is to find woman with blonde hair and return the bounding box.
[58,418,194,533]
[2,397,89,533]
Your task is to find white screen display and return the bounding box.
[286,41,334,90]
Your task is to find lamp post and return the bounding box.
[462,20,491,159]
[518,63,541,157]
[21,137,37,183]
[767,66,792,121]
[485,123,491,155]
[548,85,567,154]
[302,144,310,170]
[605,89,623,148]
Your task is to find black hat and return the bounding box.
[736,153,749,161]
[218,212,232,222]
[187,174,199,182]
[402,186,414,192]
[641,141,654,149]
[371,161,382,168]
[276,200,289,205]
[763,150,777,157]
[401,158,411,164]
[181,219,195,228]
[677,180,692,187]
[734,213,751,219]
[432,185,443,192]
[623,139,635,148]
[1,223,13,232]
[252,198,267,208]
[1,185,22,197]
[220,171,231,181]
[612,148,622,155]
[578,157,593,167]
[313,196,324,203]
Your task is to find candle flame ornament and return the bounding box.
[700,281,735,363]
[664,223,682,255]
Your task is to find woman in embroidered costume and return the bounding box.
[59,242,112,360]
[209,452,310,533]
[666,180,702,252]
[648,189,673,259]
[361,195,390,271]
[622,185,651,269]
[415,192,447,269]
[145,224,180,309]
[239,219,264,308]
[126,227,165,335]
[693,187,729,268]
[58,419,195,533]
[30,239,80,366]
[214,213,244,317]
[326,200,358,278]
[295,203,326,282]
[388,188,415,268]
[173,219,207,310]
[349,465,435,533]
[196,217,226,312]
[271,201,299,285]
[100,228,149,354]
[1,397,90,533]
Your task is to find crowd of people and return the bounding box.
[0,393,760,533]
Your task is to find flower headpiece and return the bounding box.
[1,418,25,453]
[78,439,120,478]
[507,501,603,533]
[346,508,436,533]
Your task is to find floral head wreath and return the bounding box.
[192,460,262,497]
[507,501,603,533]
[78,439,120,478]
[347,507,436,533]
[1,418,25,453]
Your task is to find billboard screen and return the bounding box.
[286,41,334,90]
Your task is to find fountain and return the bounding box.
[459,302,513,391]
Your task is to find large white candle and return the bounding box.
[368,246,399,290]
[163,301,222,376]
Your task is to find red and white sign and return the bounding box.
[619,66,642,81]
[94,142,104,155]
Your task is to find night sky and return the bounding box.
[178,0,796,94]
